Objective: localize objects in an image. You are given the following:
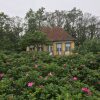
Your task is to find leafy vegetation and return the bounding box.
[0,7,100,51]
[0,7,100,100]
[0,52,100,99]
[20,31,49,50]
[75,39,100,54]
[0,12,22,51]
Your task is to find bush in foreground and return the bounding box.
[0,52,100,100]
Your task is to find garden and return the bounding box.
[0,5,100,100]
[0,51,100,100]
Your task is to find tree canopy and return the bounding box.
[20,31,49,50]
[24,7,100,46]
[0,12,22,51]
[0,7,100,52]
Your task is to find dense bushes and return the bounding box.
[0,51,100,100]
[76,39,100,54]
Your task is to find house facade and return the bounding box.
[27,27,75,55]
[43,41,74,55]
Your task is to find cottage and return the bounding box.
[41,27,75,55]
[27,27,75,55]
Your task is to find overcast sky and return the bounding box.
[0,0,100,18]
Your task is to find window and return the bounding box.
[48,45,53,55]
[48,45,53,52]
[29,45,34,51]
[65,41,71,51]
[37,45,43,51]
[57,43,62,51]
[38,47,43,51]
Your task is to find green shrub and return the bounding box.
[0,51,100,99]
[76,39,100,54]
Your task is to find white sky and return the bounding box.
[0,0,100,18]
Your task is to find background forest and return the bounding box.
[0,7,100,53]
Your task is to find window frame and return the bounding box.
[56,43,62,52]
[65,41,71,51]
[48,45,53,53]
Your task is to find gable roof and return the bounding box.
[41,27,75,41]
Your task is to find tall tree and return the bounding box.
[24,7,100,47]
[0,12,23,51]
[20,31,49,50]
[46,10,66,27]
[35,7,46,30]
[25,9,37,33]
[64,7,83,38]
[87,16,100,39]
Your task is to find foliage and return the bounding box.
[20,31,50,50]
[24,7,100,46]
[0,12,23,51]
[25,9,37,33]
[76,39,100,54]
[0,51,100,99]
[0,7,100,52]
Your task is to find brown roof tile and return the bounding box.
[41,27,75,41]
